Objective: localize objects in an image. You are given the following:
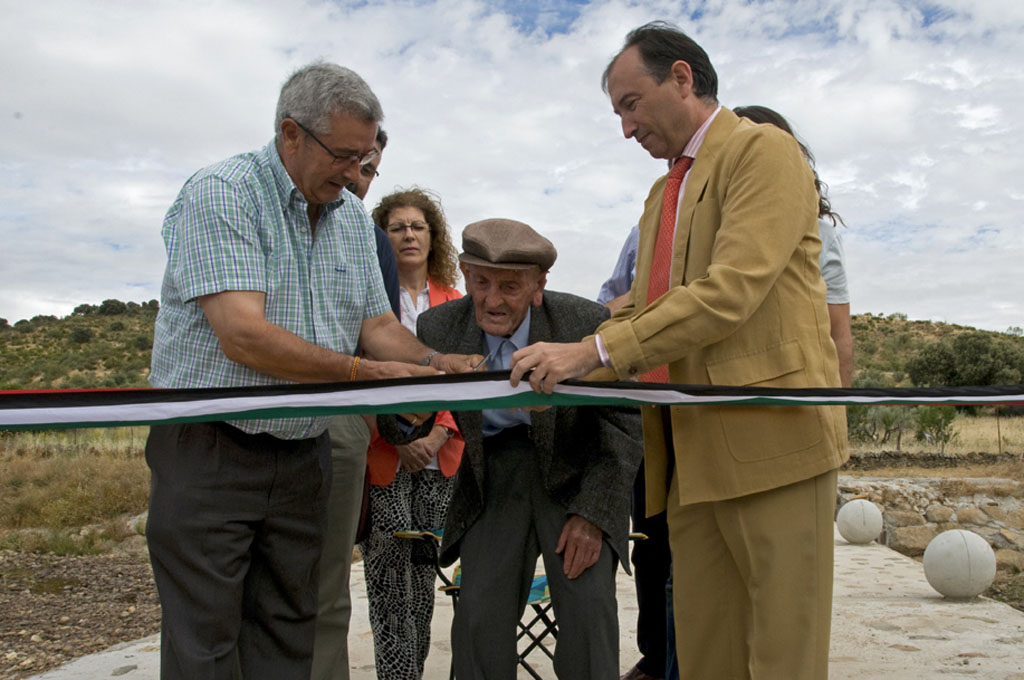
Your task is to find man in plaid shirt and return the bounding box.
[147,61,478,680]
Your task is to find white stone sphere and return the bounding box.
[836,499,883,544]
[923,529,996,598]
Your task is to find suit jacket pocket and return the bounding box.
[705,339,804,386]
[706,340,824,462]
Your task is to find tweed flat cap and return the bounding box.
[458,218,557,271]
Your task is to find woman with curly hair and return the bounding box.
[360,187,463,679]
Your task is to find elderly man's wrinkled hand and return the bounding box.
[556,515,603,579]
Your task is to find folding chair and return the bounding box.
[515,573,557,679]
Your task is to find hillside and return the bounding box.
[0,300,158,390]
[1,304,1023,391]
[850,312,1024,388]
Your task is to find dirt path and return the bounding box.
[0,549,160,680]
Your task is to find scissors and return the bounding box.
[472,343,503,372]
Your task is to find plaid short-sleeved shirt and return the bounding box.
[149,141,390,439]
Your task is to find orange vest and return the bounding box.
[366,279,465,486]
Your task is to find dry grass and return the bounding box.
[845,414,1024,486]
[849,413,1024,456]
[0,427,150,553]
[950,414,1024,453]
[1,415,1022,553]
[0,427,148,459]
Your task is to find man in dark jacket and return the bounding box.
[387,218,641,679]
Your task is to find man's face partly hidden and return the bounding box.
[279,111,377,206]
[346,144,382,200]
[462,263,546,337]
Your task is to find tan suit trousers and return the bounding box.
[667,468,837,680]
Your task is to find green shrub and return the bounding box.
[98,299,128,315]
[913,405,958,454]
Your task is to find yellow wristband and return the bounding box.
[349,356,360,381]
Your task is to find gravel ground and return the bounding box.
[0,454,1020,680]
[0,543,160,680]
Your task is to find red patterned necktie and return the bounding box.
[643,156,693,383]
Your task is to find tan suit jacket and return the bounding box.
[594,107,849,513]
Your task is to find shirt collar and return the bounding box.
[676,104,722,164]
[266,140,296,206]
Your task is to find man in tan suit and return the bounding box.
[511,21,848,680]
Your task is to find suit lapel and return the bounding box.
[459,321,486,358]
[672,108,738,283]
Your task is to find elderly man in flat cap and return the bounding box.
[383,218,642,678]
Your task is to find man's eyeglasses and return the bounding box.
[293,119,378,168]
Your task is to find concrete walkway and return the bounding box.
[29,527,1024,679]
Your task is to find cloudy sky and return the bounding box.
[1,0,1022,332]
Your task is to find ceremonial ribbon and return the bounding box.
[2,373,1022,431]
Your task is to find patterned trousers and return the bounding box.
[359,468,455,679]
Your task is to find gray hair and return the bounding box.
[274,61,383,135]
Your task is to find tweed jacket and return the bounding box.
[592,107,849,513]
[386,291,642,571]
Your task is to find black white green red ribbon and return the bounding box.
[1,372,1022,431]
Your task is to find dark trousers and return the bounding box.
[630,460,673,679]
[145,421,331,680]
[453,427,619,680]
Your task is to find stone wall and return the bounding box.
[837,475,1024,571]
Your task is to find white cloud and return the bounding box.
[0,0,1021,333]
[953,104,1001,130]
